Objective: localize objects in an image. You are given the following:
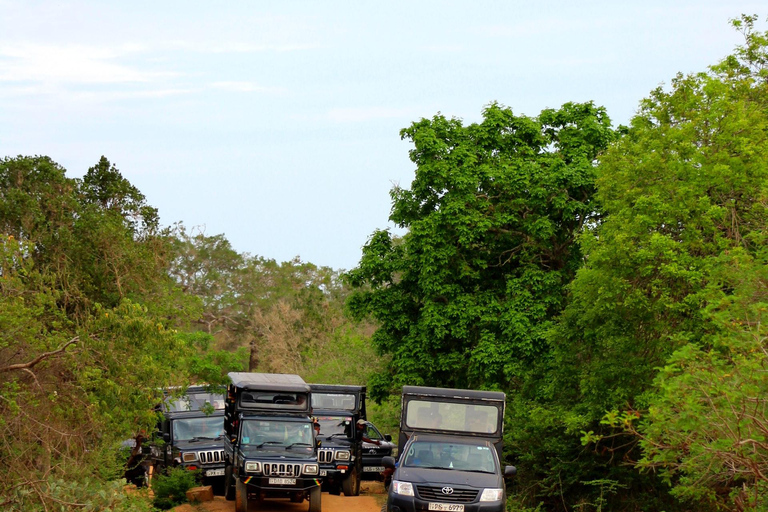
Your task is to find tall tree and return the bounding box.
[556,15,768,511]
[347,102,616,399]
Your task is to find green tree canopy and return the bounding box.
[347,102,616,399]
[556,15,768,511]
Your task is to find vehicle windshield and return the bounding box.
[402,441,496,473]
[241,419,314,450]
[173,416,225,441]
[311,393,357,411]
[315,415,352,437]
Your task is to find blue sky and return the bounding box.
[0,1,762,270]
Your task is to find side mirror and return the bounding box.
[384,434,392,442]
[382,456,396,470]
[503,465,517,478]
[163,433,171,443]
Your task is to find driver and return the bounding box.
[356,419,381,446]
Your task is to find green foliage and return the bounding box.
[550,14,768,511]
[151,467,200,510]
[3,476,157,512]
[348,102,616,400]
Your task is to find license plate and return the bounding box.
[364,466,384,472]
[205,468,225,477]
[268,478,297,485]
[319,470,327,477]
[428,504,464,512]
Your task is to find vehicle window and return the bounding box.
[172,416,224,441]
[404,400,499,434]
[311,393,357,411]
[402,441,496,473]
[314,416,352,437]
[239,392,308,411]
[164,393,225,412]
[364,425,383,441]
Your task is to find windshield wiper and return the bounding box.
[286,442,313,450]
[187,436,216,442]
[256,441,285,448]
[328,433,351,438]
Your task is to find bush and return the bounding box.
[152,467,201,510]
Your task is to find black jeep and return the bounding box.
[309,384,367,496]
[150,386,227,491]
[223,372,321,512]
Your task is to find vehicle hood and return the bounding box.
[174,439,225,451]
[240,446,314,461]
[396,467,501,488]
[319,436,353,448]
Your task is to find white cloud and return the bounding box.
[0,43,173,85]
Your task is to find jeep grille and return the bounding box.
[198,450,225,464]
[317,449,334,464]
[263,463,302,477]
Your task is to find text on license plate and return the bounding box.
[428,504,464,512]
[205,468,226,477]
[364,466,384,472]
[268,478,296,485]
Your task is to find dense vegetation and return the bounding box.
[1,14,766,512]
[350,16,768,512]
[0,156,381,510]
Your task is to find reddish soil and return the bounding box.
[176,482,386,512]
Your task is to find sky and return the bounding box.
[0,1,763,271]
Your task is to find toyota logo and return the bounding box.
[441,487,454,495]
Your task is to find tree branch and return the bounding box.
[0,337,80,373]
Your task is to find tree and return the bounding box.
[559,15,768,511]
[0,156,237,510]
[347,102,616,399]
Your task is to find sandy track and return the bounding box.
[175,482,386,512]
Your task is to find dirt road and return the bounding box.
[174,482,386,512]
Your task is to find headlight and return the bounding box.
[391,480,414,496]
[479,488,504,502]
[303,464,319,475]
[335,450,351,461]
[182,452,197,463]
[245,461,261,473]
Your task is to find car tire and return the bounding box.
[235,477,248,512]
[308,485,321,512]
[342,465,360,496]
[224,465,236,501]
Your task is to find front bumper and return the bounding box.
[181,463,227,479]
[387,493,504,512]
[240,475,320,492]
